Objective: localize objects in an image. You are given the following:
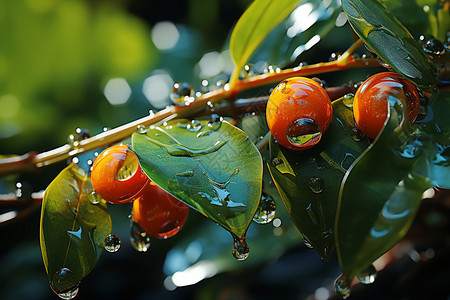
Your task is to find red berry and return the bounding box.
[132,182,189,239]
[353,72,420,139]
[91,144,149,204]
[266,77,333,150]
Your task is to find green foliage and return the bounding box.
[229,0,302,84]
[40,163,111,293]
[336,92,449,278]
[132,119,263,239]
[342,0,437,90]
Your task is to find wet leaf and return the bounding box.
[335,92,449,278]
[267,98,369,260]
[132,120,263,239]
[40,163,111,293]
[230,0,302,80]
[342,0,437,90]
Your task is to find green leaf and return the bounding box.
[267,98,369,260]
[341,0,437,90]
[132,119,263,239]
[335,93,450,279]
[40,163,111,293]
[230,0,302,80]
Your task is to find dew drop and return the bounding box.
[104,234,121,253]
[343,93,354,108]
[137,125,147,134]
[170,82,194,105]
[351,127,365,142]
[232,236,249,261]
[287,118,322,148]
[253,192,276,224]
[130,222,151,252]
[208,114,223,130]
[334,275,351,299]
[356,264,377,284]
[88,191,101,205]
[187,120,202,132]
[309,176,324,193]
[55,285,80,300]
[422,37,445,56]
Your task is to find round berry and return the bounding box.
[266,77,333,150]
[353,72,420,139]
[132,182,189,239]
[91,144,149,204]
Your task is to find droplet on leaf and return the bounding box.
[356,264,377,284]
[253,192,276,224]
[104,234,121,253]
[187,120,202,132]
[286,118,322,148]
[309,176,324,194]
[343,94,354,108]
[137,125,147,134]
[170,82,194,105]
[232,236,249,261]
[422,37,445,56]
[334,275,351,299]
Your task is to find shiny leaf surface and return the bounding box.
[336,92,449,279]
[268,98,369,260]
[342,0,437,90]
[132,120,263,239]
[40,163,111,293]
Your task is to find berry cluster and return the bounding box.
[266,72,420,149]
[91,144,189,239]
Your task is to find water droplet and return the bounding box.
[422,38,445,56]
[104,234,121,252]
[137,125,147,134]
[67,128,90,149]
[88,191,101,204]
[309,176,324,193]
[187,120,202,132]
[208,114,223,130]
[272,157,283,166]
[343,93,354,108]
[130,222,151,252]
[334,275,351,299]
[170,82,194,105]
[351,127,365,142]
[51,268,79,297]
[253,192,276,224]
[286,118,322,148]
[175,169,194,177]
[329,52,340,61]
[54,285,80,300]
[356,264,377,284]
[341,153,356,171]
[232,236,249,261]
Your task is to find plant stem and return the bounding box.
[0,55,379,177]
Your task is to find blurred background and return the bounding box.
[0,0,449,299]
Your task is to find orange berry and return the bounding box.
[353,72,420,139]
[132,182,189,239]
[91,144,149,204]
[266,77,333,150]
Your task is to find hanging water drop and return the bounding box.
[253,192,276,224]
[286,118,322,148]
[343,94,354,108]
[104,234,121,252]
[334,275,351,299]
[187,120,202,132]
[130,222,151,252]
[170,82,194,105]
[54,285,80,300]
[136,125,147,134]
[422,37,445,56]
[309,176,324,194]
[232,236,249,261]
[356,264,377,284]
